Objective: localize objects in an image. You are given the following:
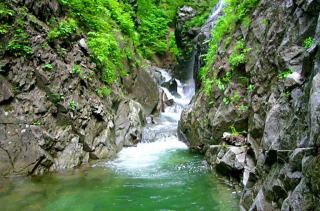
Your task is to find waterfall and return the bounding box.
[193,0,226,89]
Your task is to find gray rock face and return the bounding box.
[0,1,158,176]
[0,76,13,103]
[179,0,320,209]
[123,68,159,115]
[309,72,320,147]
[115,100,145,148]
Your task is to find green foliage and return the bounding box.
[87,32,126,84]
[280,91,291,98]
[48,86,64,104]
[203,78,215,96]
[42,64,53,71]
[184,0,219,29]
[303,37,314,49]
[57,0,135,85]
[230,125,239,135]
[0,24,10,34]
[69,101,78,111]
[0,2,15,19]
[229,40,251,70]
[217,79,226,90]
[242,16,251,27]
[105,0,135,36]
[70,65,85,74]
[247,84,254,92]
[96,87,111,98]
[224,36,233,48]
[231,92,240,104]
[278,69,293,79]
[40,42,49,48]
[230,125,247,135]
[48,18,78,41]
[137,1,170,57]
[200,0,259,94]
[261,18,269,26]
[239,105,249,111]
[6,28,33,57]
[32,121,41,126]
[223,97,230,105]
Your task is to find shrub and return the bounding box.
[247,84,254,92]
[239,105,249,111]
[42,64,53,71]
[96,87,111,98]
[69,101,78,111]
[70,65,85,74]
[6,28,33,57]
[200,0,260,95]
[87,32,126,84]
[229,40,251,70]
[48,18,78,41]
[303,37,314,49]
[278,69,293,79]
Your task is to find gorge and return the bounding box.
[1,0,320,210]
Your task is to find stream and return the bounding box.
[0,0,240,210]
[0,68,239,211]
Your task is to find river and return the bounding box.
[0,67,239,211]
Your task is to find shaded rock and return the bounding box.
[281,179,315,211]
[249,190,275,211]
[309,72,320,147]
[215,146,247,177]
[0,76,13,104]
[162,78,178,96]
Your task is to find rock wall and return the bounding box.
[0,0,158,176]
[178,0,320,209]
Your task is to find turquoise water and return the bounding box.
[0,66,239,211]
[0,139,239,211]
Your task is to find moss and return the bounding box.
[200,0,260,95]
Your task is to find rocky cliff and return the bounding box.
[0,0,159,176]
[178,0,320,210]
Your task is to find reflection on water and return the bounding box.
[0,60,239,211]
[0,145,239,211]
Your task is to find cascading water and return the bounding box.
[0,1,239,210]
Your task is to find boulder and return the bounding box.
[215,146,247,176]
[161,78,178,96]
[115,100,145,149]
[123,68,159,115]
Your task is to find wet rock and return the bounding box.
[162,79,178,96]
[115,100,145,149]
[164,99,175,107]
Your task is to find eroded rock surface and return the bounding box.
[178,0,320,209]
[0,0,159,176]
